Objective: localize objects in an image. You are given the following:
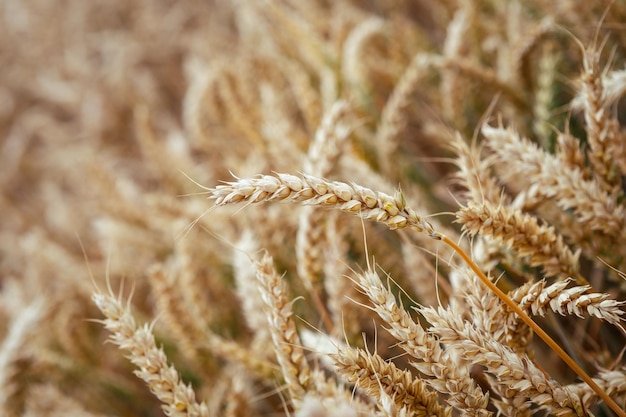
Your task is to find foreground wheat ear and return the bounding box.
[206,172,626,417]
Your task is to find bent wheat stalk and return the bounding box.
[204,172,625,417]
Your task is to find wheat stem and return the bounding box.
[439,233,626,417]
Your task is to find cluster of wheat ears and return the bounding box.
[2,0,626,416]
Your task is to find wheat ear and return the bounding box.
[510,278,626,330]
[210,173,435,235]
[331,344,449,417]
[296,100,351,331]
[457,201,581,281]
[92,292,209,417]
[253,251,311,404]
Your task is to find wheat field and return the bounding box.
[2,0,626,416]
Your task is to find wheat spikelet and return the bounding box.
[401,240,442,308]
[259,82,308,172]
[376,52,434,174]
[532,43,558,143]
[441,5,472,130]
[232,231,271,345]
[456,268,506,341]
[209,334,278,381]
[0,299,45,417]
[450,132,507,206]
[502,281,538,355]
[512,16,556,89]
[568,367,626,409]
[223,369,252,417]
[322,212,361,339]
[24,384,108,417]
[441,57,527,108]
[555,131,590,179]
[281,59,323,134]
[341,16,387,100]
[147,264,207,363]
